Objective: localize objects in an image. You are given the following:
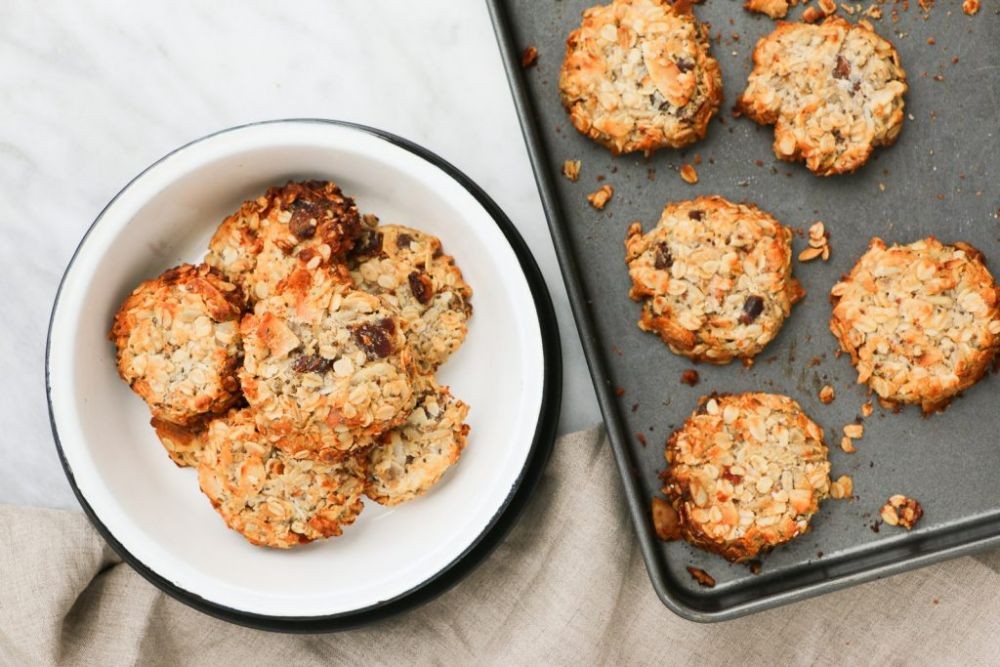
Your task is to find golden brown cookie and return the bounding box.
[830,237,1000,413]
[205,181,361,300]
[662,393,832,562]
[350,224,473,373]
[365,376,470,506]
[625,196,803,364]
[198,409,365,549]
[110,263,245,426]
[151,417,208,468]
[736,17,907,175]
[239,268,416,457]
[559,0,722,155]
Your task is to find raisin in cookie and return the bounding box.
[349,224,472,373]
[736,17,907,176]
[830,237,1000,413]
[198,409,365,549]
[625,196,803,364]
[110,263,245,426]
[365,376,471,506]
[205,180,361,301]
[240,269,415,456]
[559,0,722,155]
[662,393,832,562]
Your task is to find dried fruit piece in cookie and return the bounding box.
[151,417,208,467]
[205,181,361,300]
[559,0,723,155]
[365,376,470,506]
[624,196,803,364]
[240,269,416,456]
[736,18,907,175]
[662,393,832,562]
[110,263,245,426]
[198,409,365,549]
[830,237,1000,413]
[349,224,473,374]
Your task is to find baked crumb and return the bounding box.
[651,497,681,540]
[819,384,835,404]
[962,0,980,14]
[562,159,581,182]
[844,423,864,439]
[861,401,874,417]
[687,566,717,588]
[680,369,700,386]
[521,46,538,68]
[880,495,923,529]
[679,164,699,184]
[840,436,857,453]
[587,184,613,210]
[830,474,853,499]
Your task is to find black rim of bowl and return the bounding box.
[44,119,563,633]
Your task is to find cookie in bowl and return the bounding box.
[239,268,416,457]
[830,237,1000,413]
[365,375,471,506]
[198,408,366,549]
[350,223,473,373]
[110,263,245,428]
[624,196,803,364]
[559,0,722,155]
[736,17,907,176]
[661,393,832,562]
[205,180,362,301]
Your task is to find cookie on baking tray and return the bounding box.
[350,223,473,374]
[624,196,803,364]
[661,393,832,562]
[830,237,1000,413]
[239,267,416,457]
[736,17,907,176]
[205,180,362,300]
[559,0,723,155]
[198,408,366,549]
[365,375,471,506]
[110,263,245,427]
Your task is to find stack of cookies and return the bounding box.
[110,181,473,548]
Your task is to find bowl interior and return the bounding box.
[48,122,545,617]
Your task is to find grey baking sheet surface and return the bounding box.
[493,0,1000,619]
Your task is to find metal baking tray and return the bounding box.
[488,0,1000,620]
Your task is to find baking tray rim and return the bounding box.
[485,0,1000,622]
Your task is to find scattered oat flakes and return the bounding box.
[587,184,613,210]
[651,497,681,540]
[798,246,824,262]
[865,3,882,18]
[861,401,873,417]
[687,566,716,588]
[679,164,699,184]
[819,385,835,404]
[963,0,979,14]
[880,495,923,529]
[562,159,581,182]
[840,436,857,453]
[521,46,538,68]
[830,474,854,499]
[844,423,864,439]
[745,0,795,19]
[799,222,831,262]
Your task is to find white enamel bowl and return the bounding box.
[46,120,560,631]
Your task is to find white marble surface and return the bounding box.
[0,1,601,509]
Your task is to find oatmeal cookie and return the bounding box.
[205,181,361,300]
[239,269,416,456]
[736,18,907,175]
[365,376,471,506]
[830,237,1000,413]
[110,263,244,426]
[624,196,803,363]
[151,417,208,468]
[349,224,473,373]
[559,0,723,155]
[198,409,365,549]
[662,393,832,562]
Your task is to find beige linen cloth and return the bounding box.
[4,426,1000,666]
